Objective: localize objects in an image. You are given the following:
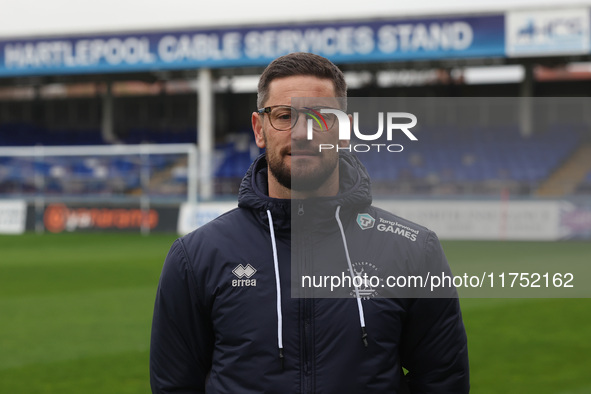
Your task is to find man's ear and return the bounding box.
[338,113,353,148]
[252,112,266,148]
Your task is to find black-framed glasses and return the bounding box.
[257,105,338,132]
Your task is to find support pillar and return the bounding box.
[519,64,534,138]
[198,68,214,200]
[101,82,118,143]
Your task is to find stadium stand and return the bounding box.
[0,124,104,146]
[0,123,196,146]
[355,124,581,196]
[575,169,591,195]
[120,127,196,145]
[1,8,590,201]
[0,154,183,197]
[0,121,585,198]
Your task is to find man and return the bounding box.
[150,52,469,393]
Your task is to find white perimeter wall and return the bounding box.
[177,200,573,240]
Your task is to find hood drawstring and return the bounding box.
[335,205,368,348]
[266,210,284,369]
[266,206,368,372]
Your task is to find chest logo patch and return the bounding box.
[356,213,375,230]
[232,264,257,287]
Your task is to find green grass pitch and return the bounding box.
[0,233,590,393]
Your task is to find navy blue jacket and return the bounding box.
[150,152,469,393]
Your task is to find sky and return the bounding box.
[2,0,591,38]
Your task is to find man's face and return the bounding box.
[252,75,348,194]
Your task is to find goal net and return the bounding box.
[0,143,198,233]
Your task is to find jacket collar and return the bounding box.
[238,151,372,231]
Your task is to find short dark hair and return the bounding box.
[257,52,347,108]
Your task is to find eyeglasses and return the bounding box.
[257,105,339,132]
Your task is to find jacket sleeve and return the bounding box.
[399,232,470,394]
[150,238,214,394]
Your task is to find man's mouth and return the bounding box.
[289,150,319,157]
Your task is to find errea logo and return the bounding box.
[232,264,257,287]
[356,213,375,230]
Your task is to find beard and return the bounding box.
[265,136,339,192]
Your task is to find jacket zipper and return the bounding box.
[303,297,312,393]
[298,203,313,393]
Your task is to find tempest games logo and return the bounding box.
[307,108,418,153]
[356,213,375,230]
